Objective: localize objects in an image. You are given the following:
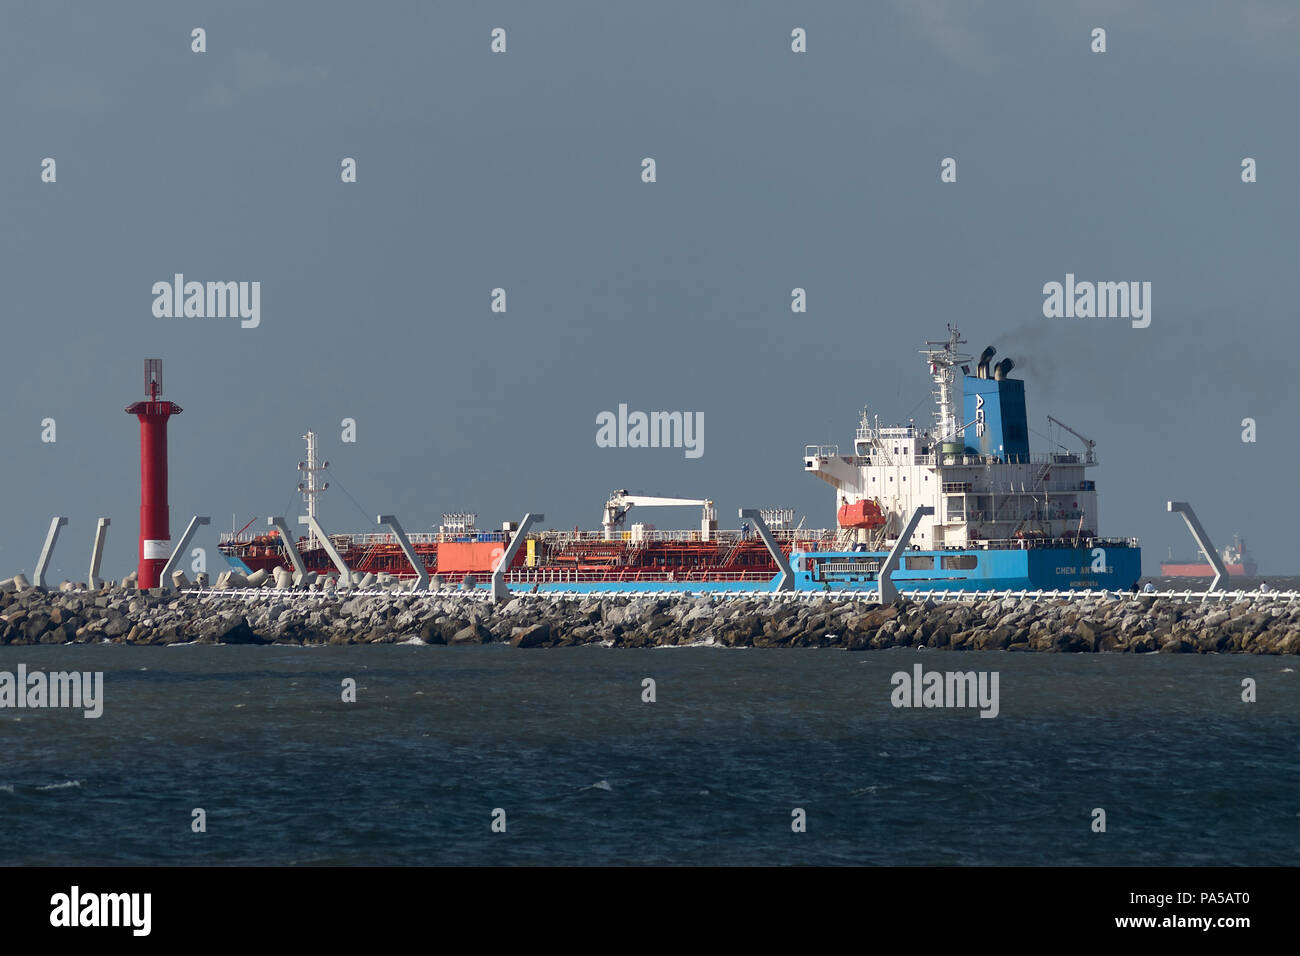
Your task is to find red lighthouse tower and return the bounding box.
[126,359,182,589]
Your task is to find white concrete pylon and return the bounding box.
[879,506,935,604]
[492,513,543,603]
[160,516,210,591]
[739,508,793,592]
[88,518,111,589]
[378,515,429,591]
[299,514,351,579]
[34,516,68,589]
[1167,501,1228,593]
[268,516,308,579]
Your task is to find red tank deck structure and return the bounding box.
[219,527,838,585]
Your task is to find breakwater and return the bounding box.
[1,582,1299,652]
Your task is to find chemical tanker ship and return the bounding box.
[219,327,1142,592]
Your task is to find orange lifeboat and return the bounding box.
[837,499,885,529]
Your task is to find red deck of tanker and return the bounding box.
[220,527,841,585]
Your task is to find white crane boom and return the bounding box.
[1046,415,1096,463]
[602,490,717,540]
[621,496,708,507]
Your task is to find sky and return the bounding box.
[2,0,1297,580]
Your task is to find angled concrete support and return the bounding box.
[268,516,308,579]
[378,514,429,591]
[299,515,351,580]
[1167,501,1227,592]
[88,518,111,589]
[739,508,793,592]
[492,513,543,603]
[879,506,935,604]
[34,516,68,589]
[160,516,210,591]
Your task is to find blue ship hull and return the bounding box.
[792,545,1142,592]
[506,544,1142,594]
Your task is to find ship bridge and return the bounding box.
[804,327,1104,551]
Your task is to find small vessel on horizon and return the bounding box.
[1160,534,1258,578]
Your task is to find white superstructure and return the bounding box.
[803,327,1102,550]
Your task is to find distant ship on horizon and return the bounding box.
[1160,533,1258,577]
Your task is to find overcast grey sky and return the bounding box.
[2,1,1297,579]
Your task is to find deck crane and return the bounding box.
[601,490,717,541]
[1046,415,1097,465]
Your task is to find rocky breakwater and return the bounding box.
[0,579,1299,653]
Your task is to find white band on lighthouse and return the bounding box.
[142,540,171,560]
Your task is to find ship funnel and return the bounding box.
[993,357,1015,380]
[977,346,996,378]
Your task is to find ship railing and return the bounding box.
[504,569,775,584]
[978,535,1138,550]
[818,561,881,574]
[341,532,470,546]
[898,588,1299,604]
[181,583,1298,603]
[320,531,509,546]
[835,452,1100,468]
[804,445,840,459]
[1173,589,1300,603]
[537,529,839,546]
[942,482,1102,495]
[934,452,1095,467]
[220,527,845,550]
[218,530,451,548]
[218,532,267,545]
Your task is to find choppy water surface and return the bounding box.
[1,644,1296,865]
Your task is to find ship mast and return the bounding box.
[921,324,972,443]
[297,431,329,550]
